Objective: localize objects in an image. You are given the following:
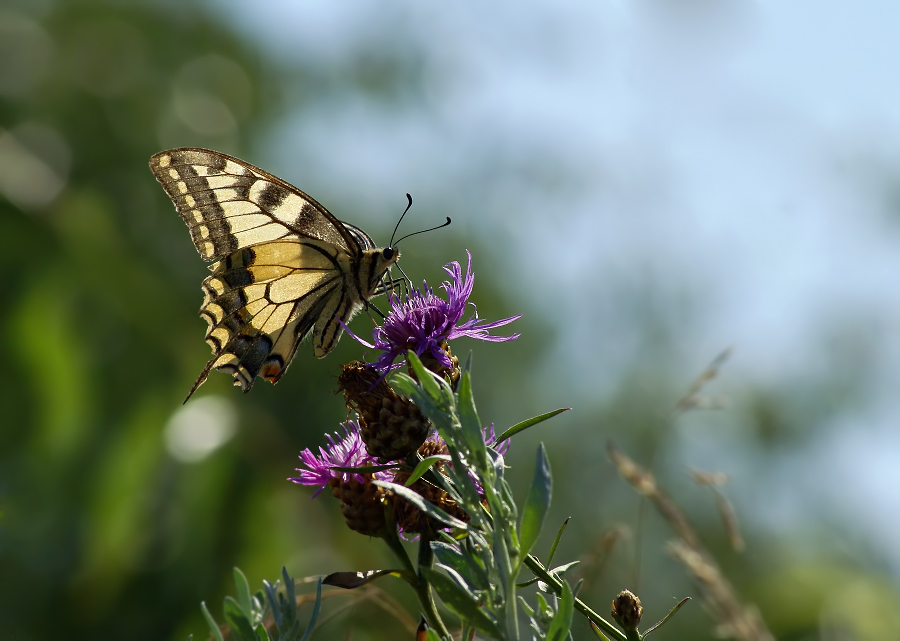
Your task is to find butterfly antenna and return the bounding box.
[389,193,414,247]
[393,216,451,246]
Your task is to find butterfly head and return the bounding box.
[361,245,401,299]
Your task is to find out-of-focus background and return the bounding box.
[3,0,900,638]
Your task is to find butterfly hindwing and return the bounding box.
[193,240,345,394]
[150,148,400,400]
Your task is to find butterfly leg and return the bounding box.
[364,300,388,322]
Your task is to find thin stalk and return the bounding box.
[382,533,450,639]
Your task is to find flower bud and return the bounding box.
[611,589,643,632]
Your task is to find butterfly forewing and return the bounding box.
[150,148,399,400]
[149,148,358,259]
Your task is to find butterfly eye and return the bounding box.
[382,248,394,260]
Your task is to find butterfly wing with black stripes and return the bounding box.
[149,148,399,400]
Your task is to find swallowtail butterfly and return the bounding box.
[149,148,399,401]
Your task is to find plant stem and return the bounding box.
[523,555,627,641]
[382,533,450,639]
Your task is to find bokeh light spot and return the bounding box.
[164,396,238,463]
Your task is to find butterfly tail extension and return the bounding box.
[184,358,217,404]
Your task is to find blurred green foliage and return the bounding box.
[3,1,900,640]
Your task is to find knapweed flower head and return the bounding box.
[289,421,382,495]
[348,251,520,373]
[339,361,431,462]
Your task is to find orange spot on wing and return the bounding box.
[261,363,283,382]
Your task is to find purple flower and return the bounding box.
[484,423,510,456]
[346,251,520,372]
[289,421,383,496]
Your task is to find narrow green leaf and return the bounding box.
[233,567,252,619]
[643,596,691,637]
[253,623,271,641]
[433,539,489,589]
[262,580,281,628]
[421,567,502,638]
[519,443,552,558]
[573,578,585,598]
[426,629,443,641]
[590,621,613,640]
[299,578,322,641]
[456,371,484,452]
[518,595,535,618]
[328,463,404,474]
[223,596,257,641]
[405,455,451,486]
[374,481,468,530]
[546,580,575,641]
[387,371,417,398]
[407,350,442,400]
[280,619,302,641]
[549,561,579,577]
[431,542,468,581]
[461,350,473,377]
[322,569,415,589]
[282,567,297,627]
[546,517,571,566]
[496,408,571,444]
[201,602,225,641]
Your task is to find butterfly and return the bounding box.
[149,148,400,401]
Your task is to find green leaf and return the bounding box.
[299,578,322,641]
[280,619,302,641]
[421,567,502,638]
[643,596,691,637]
[496,408,570,444]
[546,517,571,566]
[426,629,443,641]
[233,567,252,620]
[387,371,417,398]
[461,350,473,375]
[327,462,403,474]
[282,567,297,627]
[322,569,415,589]
[373,481,468,530]
[201,602,225,641]
[223,596,257,641]
[546,580,575,641]
[590,621,613,640]
[434,537,490,589]
[549,561,580,581]
[431,542,468,581]
[262,580,281,628]
[456,371,486,460]
[405,455,451,486]
[253,623,271,641]
[407,350,442,400]
[573,578,585,598]
[519,443,552,559]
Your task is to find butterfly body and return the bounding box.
[149,148,399,399]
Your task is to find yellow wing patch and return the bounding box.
[188,240,351,397]
[149,148,401,400]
